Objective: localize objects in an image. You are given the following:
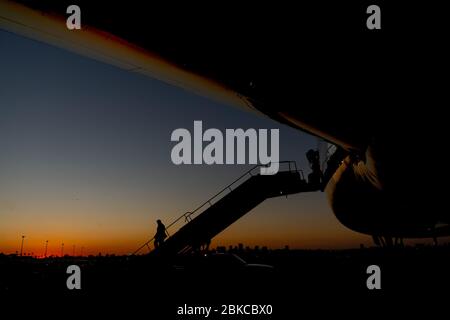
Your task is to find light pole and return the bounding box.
[72,245,75,257]
[61,243,64,257]
[44,240,48,258]
[20,235,25,256]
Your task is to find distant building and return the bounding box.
[216,246,226,253]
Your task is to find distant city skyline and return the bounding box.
[0,30,376,255]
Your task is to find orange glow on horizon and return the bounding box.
[0,230,372,256]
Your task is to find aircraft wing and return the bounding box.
[0,0,392,151]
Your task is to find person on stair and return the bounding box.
[306,149,323,190]
[154,219,167,249]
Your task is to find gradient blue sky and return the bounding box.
[0,30,372,255]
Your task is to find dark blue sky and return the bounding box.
[0,30,370,255]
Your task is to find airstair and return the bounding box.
[133,161,316,257]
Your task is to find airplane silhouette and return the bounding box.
[1,1,447,247]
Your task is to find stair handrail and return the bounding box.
[132,161,300,255]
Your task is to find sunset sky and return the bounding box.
[0,30,373,256]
